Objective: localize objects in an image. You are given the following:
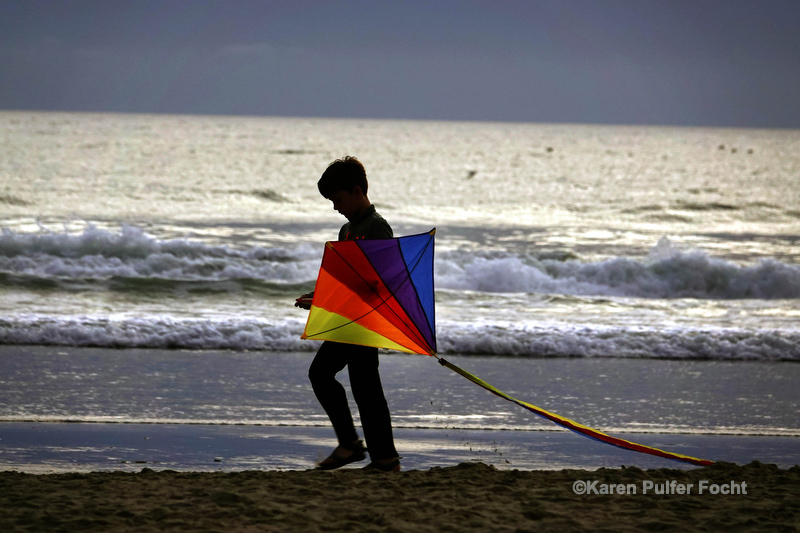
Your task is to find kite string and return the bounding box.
[433,354,715,467]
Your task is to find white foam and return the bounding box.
[0,315,316,352]
[437,321,800,361]
[1,314,797,361]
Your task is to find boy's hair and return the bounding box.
[317,156,368,198]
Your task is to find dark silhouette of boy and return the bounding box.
[295,156,400,472]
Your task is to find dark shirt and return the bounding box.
[338,204,393,241]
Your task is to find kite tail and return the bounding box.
[436,357,714,467]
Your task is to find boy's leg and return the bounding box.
[348,346,398,461]
[308,341,359,446]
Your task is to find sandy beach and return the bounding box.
[1,460,797,532]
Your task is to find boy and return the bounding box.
[295,156,400,472]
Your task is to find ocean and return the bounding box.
[1,111,798,469]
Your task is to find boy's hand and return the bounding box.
[295,293,313,310]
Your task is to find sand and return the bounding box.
[1,460,798,532]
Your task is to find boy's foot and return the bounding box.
[363,457,401,472]
[315,440,367,470]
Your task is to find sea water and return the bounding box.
[1,112,799,446]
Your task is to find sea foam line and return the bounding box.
[0,416,796,437]
[1,315,797,361]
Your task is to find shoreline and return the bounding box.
[1,422,797,474]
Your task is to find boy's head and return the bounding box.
[317,156,368,199]
[318,156,371,221]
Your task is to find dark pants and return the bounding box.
[308,341,398,461]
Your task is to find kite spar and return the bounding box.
[301,229,714,467]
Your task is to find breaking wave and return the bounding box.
[2,226,798,300]
[0,225,319,292]
[1,225,797,360]
[437,237,800,299]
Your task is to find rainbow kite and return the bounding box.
[301,229,436,356]
[301,229,714,467]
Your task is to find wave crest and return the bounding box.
[2,227,797,299]
[437,238,800,299]
[0,225,319,286]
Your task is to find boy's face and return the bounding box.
[328,187,362,220]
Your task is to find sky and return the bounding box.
[1,0,799,128]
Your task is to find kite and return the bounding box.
[301,228,714,467]
[301,229,436,356]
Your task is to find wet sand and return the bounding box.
[2,422,798,473]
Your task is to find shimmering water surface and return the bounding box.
[1,112,798,450]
